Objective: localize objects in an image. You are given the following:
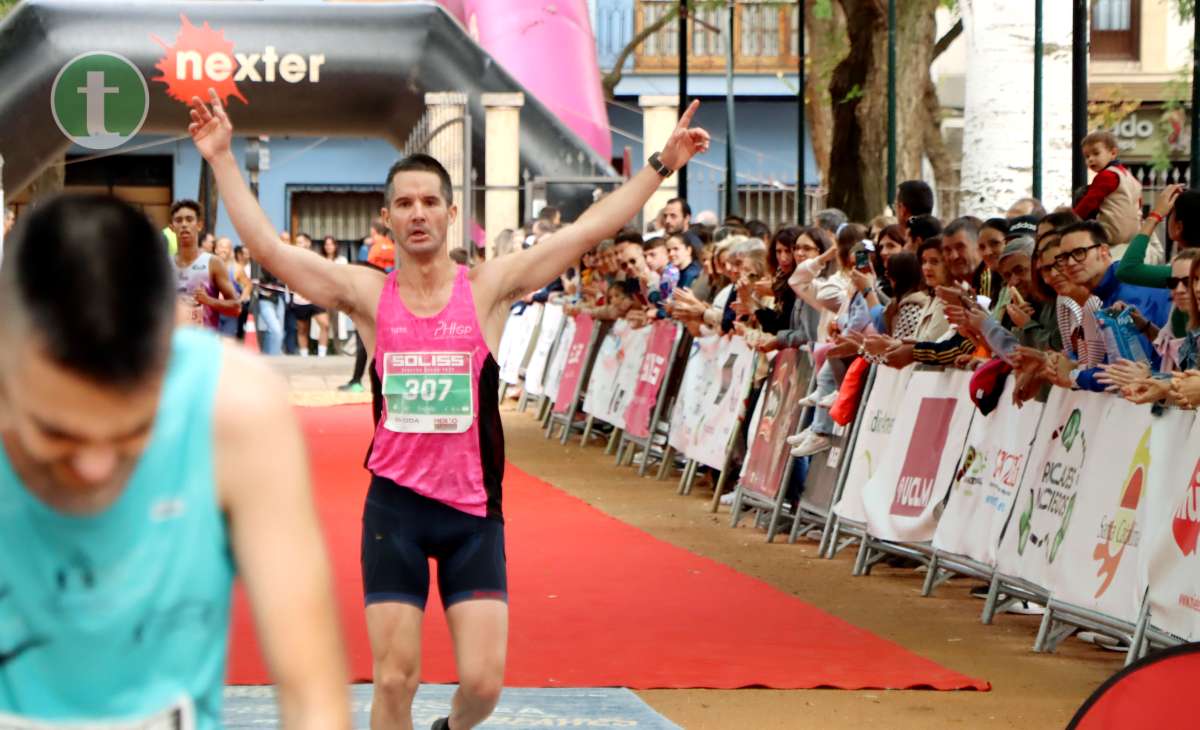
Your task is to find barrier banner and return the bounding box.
[1046,399,1160,623]
[996,389,1106,590]
[859,369,975,543]
[498,303,542,385]
[543,315,576,408]
[741,349,811,500]
[932,381,1044,567]
[1144,410,1200,640]
[834,366,914,524]
[523,303,564,397]
[583,320,651,429]
[552,314,594,415]
[668,335,721,455]
[686,336,756,470]
[623,321,681,440]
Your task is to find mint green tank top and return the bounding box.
[0,329,234,728]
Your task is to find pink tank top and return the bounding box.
[367,266,505,519]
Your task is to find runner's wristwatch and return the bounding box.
[648,152,674,178]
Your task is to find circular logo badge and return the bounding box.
[51,52,149,150]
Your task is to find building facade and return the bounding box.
[590,0,811,226]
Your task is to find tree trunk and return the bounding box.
[827,0,938,221]
[1041,0,1074,210]
[805,0,848,191]
[958,0,1038,217]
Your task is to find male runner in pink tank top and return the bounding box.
[189,88,710,730]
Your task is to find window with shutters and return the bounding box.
[1090,0,1140,61]
[634,0,800,73]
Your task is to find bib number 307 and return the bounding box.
[381,352,474,434]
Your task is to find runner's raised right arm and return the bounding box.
[188,90,380,318]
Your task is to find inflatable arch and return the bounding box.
[0,0,613,202]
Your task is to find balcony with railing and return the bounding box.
[593,0,801,74]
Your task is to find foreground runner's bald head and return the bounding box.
[0,195,350,729]
[190,86,709,729]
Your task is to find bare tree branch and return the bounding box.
[602,4,682,100]
[933,19,962,61]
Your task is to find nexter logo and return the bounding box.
[152,15,326,105]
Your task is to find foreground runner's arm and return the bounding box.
[188,90,379,319]
[214,346,351,729]
[474,101,709,311]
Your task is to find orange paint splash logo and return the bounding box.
[152,15,326,107]
[153,15,247,105]
[1092,427,1150,598]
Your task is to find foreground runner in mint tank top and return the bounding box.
[193,86,711,730]
[0,195,349,729]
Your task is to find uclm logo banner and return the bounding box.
[889,398,956,518]
[152,15,326,106]
[1173,459,1200,557]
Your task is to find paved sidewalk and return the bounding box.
[265,354,371,406]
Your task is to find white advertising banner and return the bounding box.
[542,315,576,408]
[834,366,914,524]
[522,303,565,397]
[995,389,1107,590]
[1141,410,1200,640]
[498,304,542,385]
[668,335,721,455]
[932,383,1045,567]
[859,369,976,543]
[582,320,650,430]
[685,336,756,470]
[1043,398,1158,624]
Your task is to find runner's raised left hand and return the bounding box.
[658,100,711,171]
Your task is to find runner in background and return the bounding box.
[170,200,240,329]
[189,88,709,730]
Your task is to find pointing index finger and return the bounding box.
[677,99,700,129]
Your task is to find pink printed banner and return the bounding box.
[552,314,595,415]
[741,348,808,500]
[889,398,957,517]
[623,321,679,439]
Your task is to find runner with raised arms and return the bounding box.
[188,88,709,730]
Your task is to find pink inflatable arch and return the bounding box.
[439,0,612,161]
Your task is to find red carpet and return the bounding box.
[227,404,989,690]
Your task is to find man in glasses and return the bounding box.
[1045,220,1170,391]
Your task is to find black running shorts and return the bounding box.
[361,475,507,610]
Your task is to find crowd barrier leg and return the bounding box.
[678,459,697,495]
[579,415,596,446]
[919,553,955,597]
[708,453,736,513]
[538,397,553,428]
[655,445,674,481]
[852,537,872,576]
[613,439,627,466]
[635,437,654,477]
[763,459,797,542]
[498,382,509,403]
[729,487,748,528]
[817,516,839,557]
[1126,595,1151,666]
[982,573,1025,625]
[822,518,859,560]
[628,440,641,467]
[851,536,890,577]
[516,390,532,412]
[605,428,622,455]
